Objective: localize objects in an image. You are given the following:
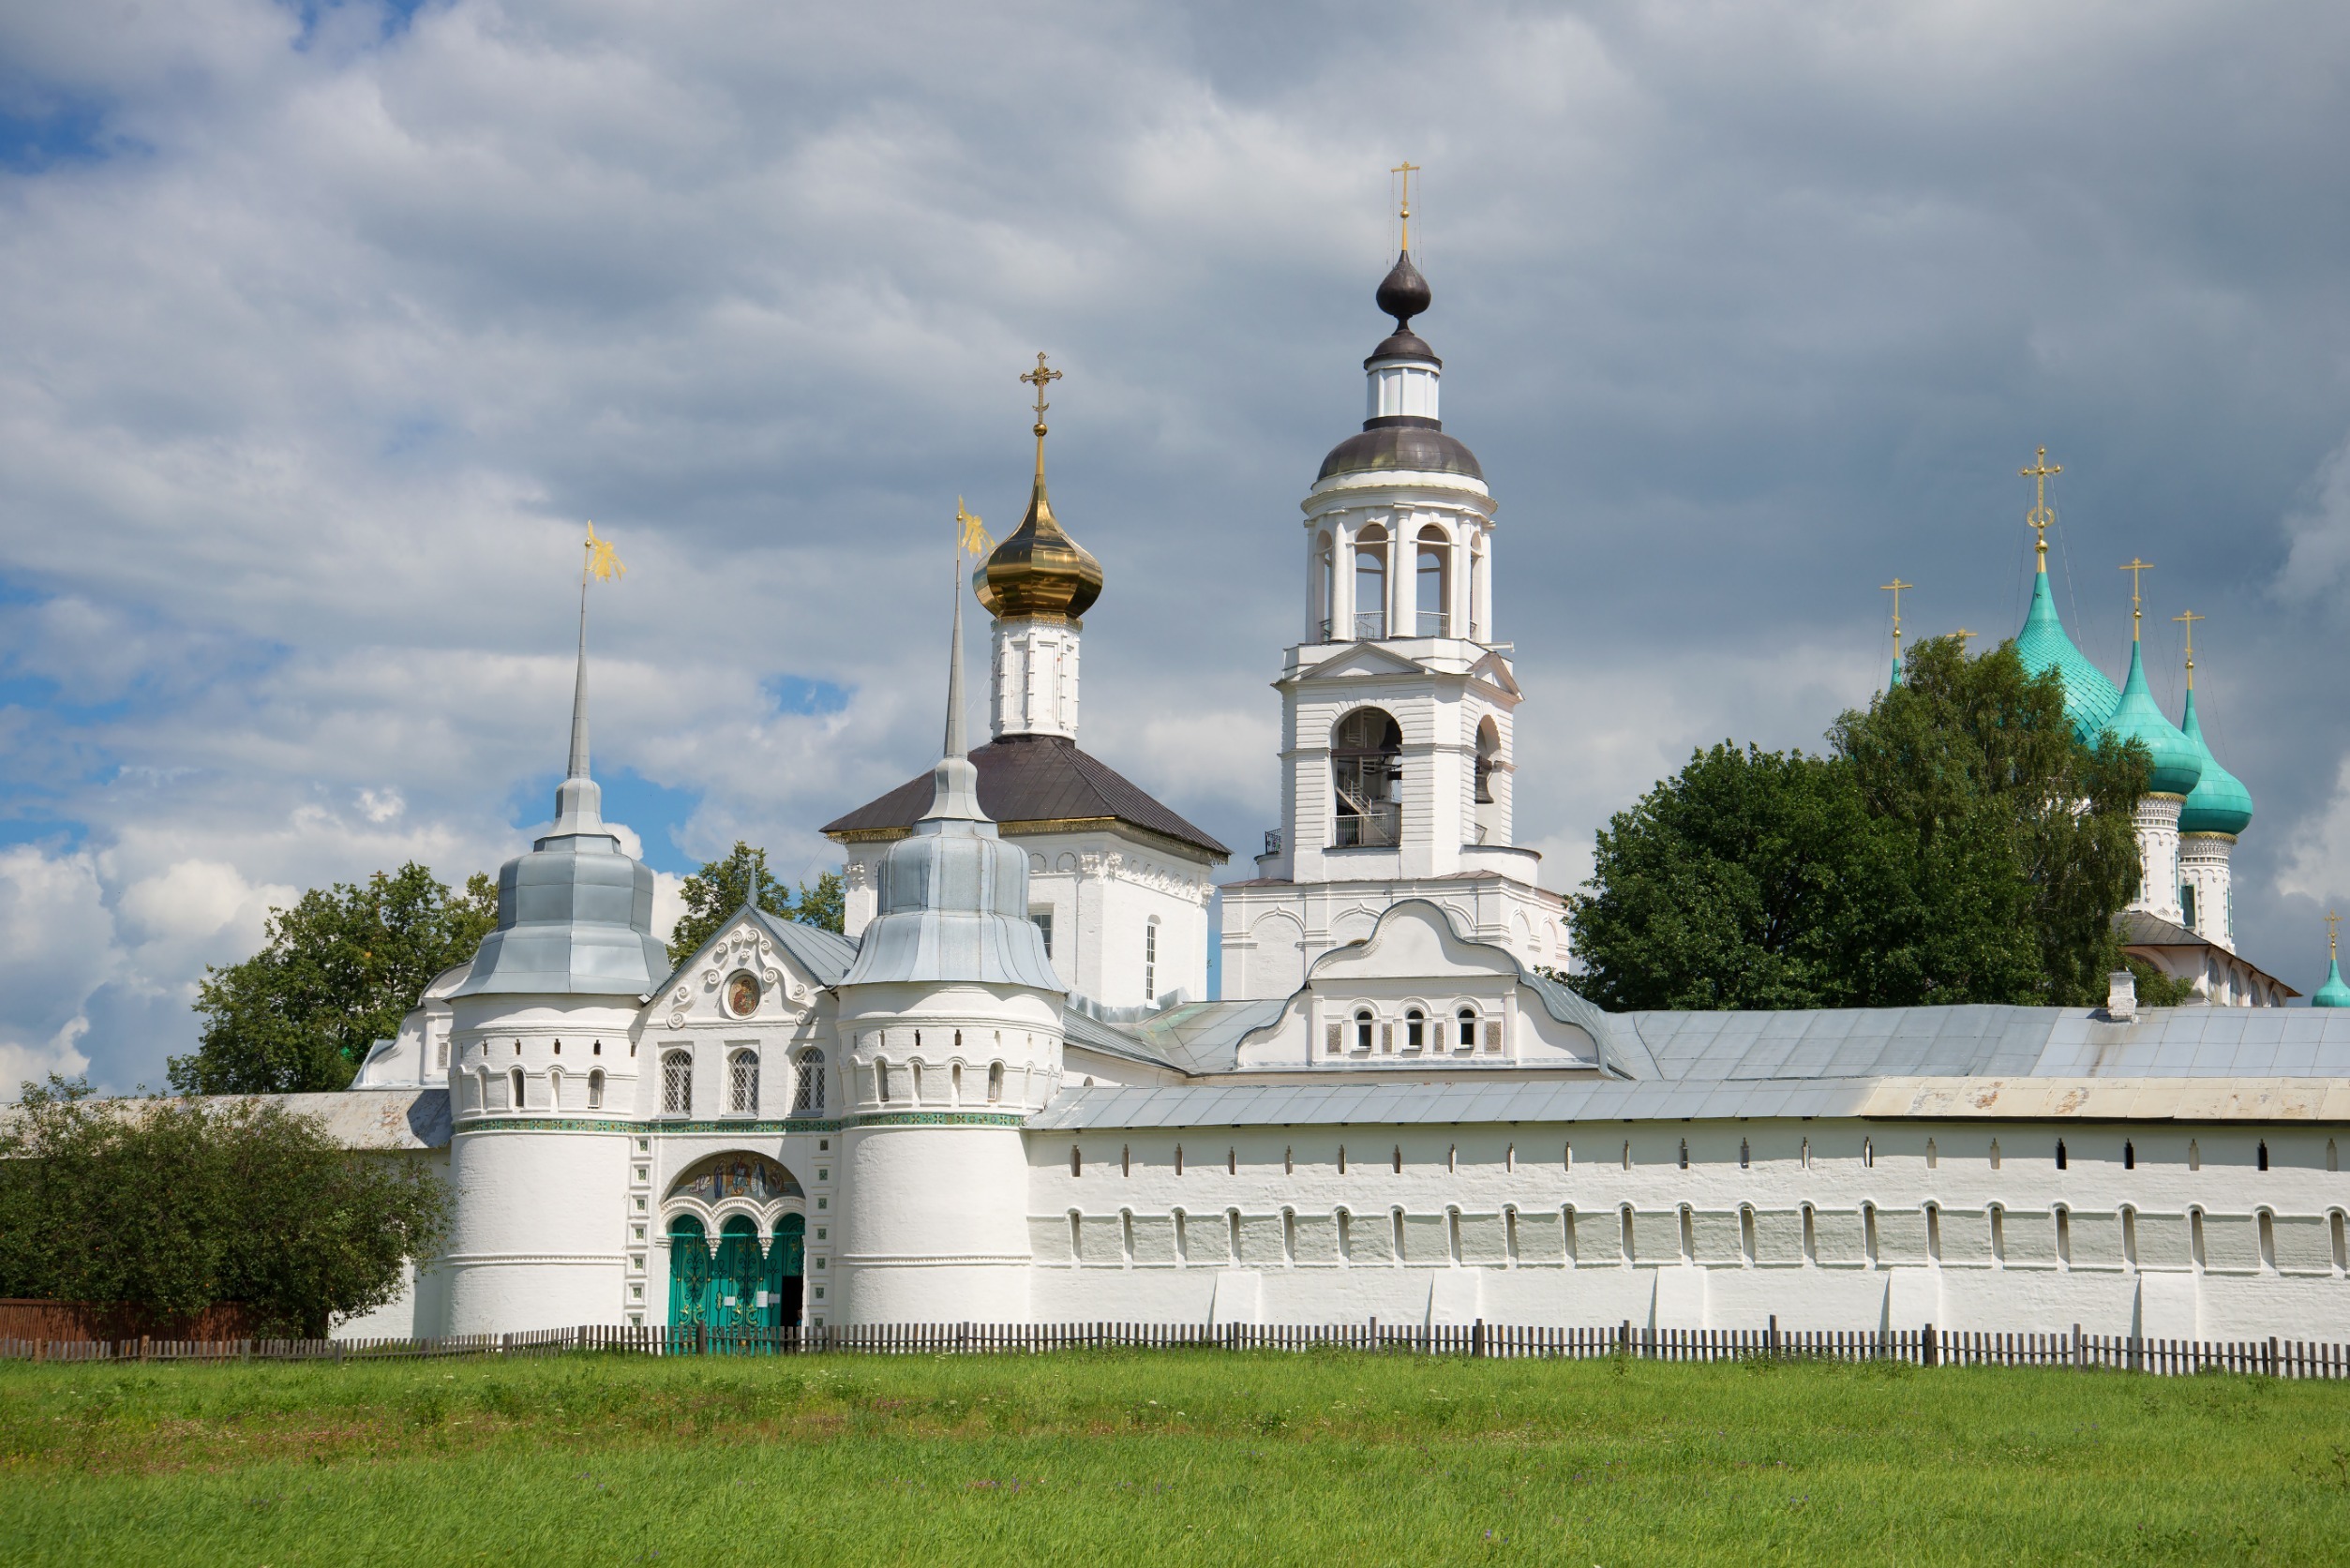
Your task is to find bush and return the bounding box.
[0,1077,450,1337]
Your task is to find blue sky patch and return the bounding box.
[0,99,120,175]
[508,765,703,875]
[766,675,851,716]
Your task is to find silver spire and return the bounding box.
[923,549,986,823]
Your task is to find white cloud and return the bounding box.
[2278,754,2350,911]
[4,0,2350,1075]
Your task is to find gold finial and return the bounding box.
[2328,909,2342,963]
[2020,446,2062,569]
[1392,160,1419,250]
[2119,557,2153,640]
[1879,578,1912,656]
[1954,627,1977,651]
[2173,608,2203,690]
[956,496,991,559]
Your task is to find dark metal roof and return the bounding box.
[820,733,1230,860]
[1317,420,1484,483]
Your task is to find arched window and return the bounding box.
[2057,1206,2073,1267]
[728,1050,759,1114]
[1924,1203,1942,1264]
[873,1058,891,1105]
[1405,1008,1425,1050]
[2121,1205,2139,1270]
[2190,1207,2207,1269]
[1353,525,1388,638]
[1679,1204,1697,1264]
[986,1061,1004,1104]
[2331,1211,2346,1277]
[1801,1204,1818,1265]
[1332,708,1403,847]
[661,1051,691,1115]
[2257,1209,2277,1273]
[1740,1206,1757,1266]
[794,1050,826,1113]
[510,1067,526,1111]
[1474,716,1501,806]
[1414,525,1450,636]
[1457,1007,1476,1049]
[587,1068,606,1111]
[1619,1206,1636,1267]
[1355,1008,1374,1053]
[1336,1207,1353,1264]
[1145,919,1159,1003]
[1864,1203,1879,1268]
[1989,1205,2007,1266]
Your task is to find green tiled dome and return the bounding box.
[2013,569,2120,743]
[2176,688,2253,837]
[2104,638,2203,798]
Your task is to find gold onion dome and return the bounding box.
[974,353,1103,622]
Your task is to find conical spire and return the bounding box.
[2178,688,2253,836]
[549,561,606,837]
[2107,637,2203,797]
[922,553,987,825]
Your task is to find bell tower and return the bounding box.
[1219,200,1564,1000]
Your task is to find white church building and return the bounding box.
[337,246,2350,1345]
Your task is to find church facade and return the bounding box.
[339,248,2350,1345]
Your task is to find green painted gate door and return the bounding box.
[771,1214,805,1328]
[667,1216,714,1327]
[714,1217,765,1329]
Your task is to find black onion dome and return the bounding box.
[1317,422,1483,483]
[1375,249,1431,329]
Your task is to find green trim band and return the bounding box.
[851,1112,1026,1129]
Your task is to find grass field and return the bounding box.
[2,1349,2347,1565]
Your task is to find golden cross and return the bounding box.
[1879,578,1912,650]
[2328,909,2341,960]
[1954,628,1977,651]
[2020,446,2061,565]
[2118,557,2153,639]
[1392,160,1419,249]
[1020,351,1062,430]
[2173,608,2203,689]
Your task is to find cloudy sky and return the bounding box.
[5,0,2350,1092]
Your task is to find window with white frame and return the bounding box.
[1457,1006,1475,1049]
[1145,919,1159,1002]
[728,1049,759,1114]
[793,1050,825,1114]
[1404,1008,1425,1050]
[661,1050,691,1115]
[588,1068,606,1110]
[1355,1008,1374,1053]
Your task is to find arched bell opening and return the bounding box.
[1332,707,1402,848]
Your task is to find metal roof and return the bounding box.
[1025,1074,2350,1132]
[820,733,1229,859]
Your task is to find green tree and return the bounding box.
[792,870,846,934]
[0,1076,450,1337]
[667,842,793,963]
[1830,636,2149,1005]
[667,846,846,963]
[1565,637,2151,1011]
[170,864,498,1096]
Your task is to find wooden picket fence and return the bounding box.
[4,1319,2347,1379]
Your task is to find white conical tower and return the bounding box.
[830,558,1067,1326]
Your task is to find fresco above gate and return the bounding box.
[668,1153,802,1204]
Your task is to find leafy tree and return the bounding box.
[792,870,846,935]
[0,1076,450,1337]
[668,842,793,963]
[667,845,846,963]
[2125,956,2199,1008]
[170,864,498,1096]
[1566,637,2151,1010]
[1830,636,2148,1005]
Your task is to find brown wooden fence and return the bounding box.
[3,1319,2346,1377]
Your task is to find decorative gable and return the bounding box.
[653,914,820,1033]
[1295,642,1430,682]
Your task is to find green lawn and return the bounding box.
[2,1348,2346,1565]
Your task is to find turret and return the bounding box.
[441,532,666,1333]
[2105,560,2201,926]
[831,565,1066,1324]
[976,353,1101,741]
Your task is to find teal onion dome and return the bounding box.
[2176,688,2253,837]
[2314,955,2350,1008]
[2104,638,2203,797]
[2013,569,2120,744]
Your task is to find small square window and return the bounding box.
[817,1169,830,1181]
[816,1258,827,1270]
[816,1228,827,1241]
[633,1196,646,1211]
[819,1139,831,1151]
[629,1284,642,1300]
[817,1197,828,1209]
[814,1288,825,1300]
